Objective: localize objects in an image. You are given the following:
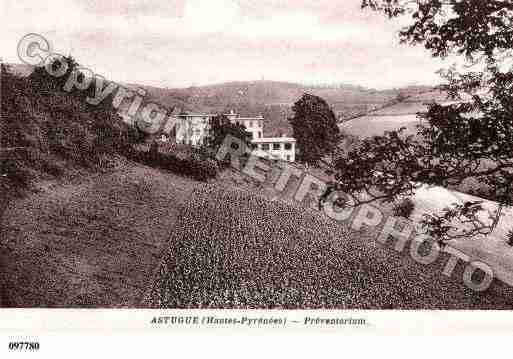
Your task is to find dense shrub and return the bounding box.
[393,198,415,219]
[1,59,144,198]
[132,149,218,182]
[188,154,219,181]
[507,229,513,247]
[0,157,30,195]
[204,114,252,154]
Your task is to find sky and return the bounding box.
[1,0,450,89]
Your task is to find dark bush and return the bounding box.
[393,198,415,219]
[0,158,31,197]
[506,229,513,247]
[131,149,218,182]
[188,154,219,181]
[191,145,214,160]
[1,58,144,199]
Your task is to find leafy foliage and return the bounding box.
[205,114,252,152]
[289,93,341,165]
[333,0,513,243]
[362,0,513,59]
[131,147,218,182]
[1,56,143,200]
[393,198,415,219]
[507,228,513,246]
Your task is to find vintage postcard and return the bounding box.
[1,0,513,355]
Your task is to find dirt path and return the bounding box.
[0,163,200,307]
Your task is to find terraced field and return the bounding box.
[146,185,513,309]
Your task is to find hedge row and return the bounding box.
[131,149,218,182]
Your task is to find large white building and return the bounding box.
[174,110,296,162]
[175,112,215,146]
[252,137,296,162]
[225,110,264,141]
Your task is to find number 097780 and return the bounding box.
[8,342,40,351]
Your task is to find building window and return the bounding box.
[284,143,292,150]
[286,155,291,161]
[262,143,270,151]
[258,132,262,138]
[273,143,281,150]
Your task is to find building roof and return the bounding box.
[252,137,296,143]
[178,112,265,120]
[232,116,265,120]
[178,113,216,117]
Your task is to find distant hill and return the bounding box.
[135,80,437,116]
[5,62,439,136]
[4,63,437,111]
[128,80,438,137]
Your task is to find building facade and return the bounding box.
[226,110,264,141]
[174,110,296,162]
[252,137,296,162]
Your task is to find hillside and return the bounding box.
[145,185,513,309]
[3,154,513,308]
[1,61,141,216]
[136,80,435,120]
[0,59,146,306]
[0,164,201,307]
[340,88,450,138]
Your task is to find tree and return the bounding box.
[0,61,6,76]
[289,93,341,165]
[205,114,252,155]
[333,0,513,244]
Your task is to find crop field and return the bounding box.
[339,91,451,138]
[340,114,422,138]
[146,185,513,309]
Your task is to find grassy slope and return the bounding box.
[3,156,513,309]
[1,61,152,307]
[146,185,513,309]
[0,163,201,307]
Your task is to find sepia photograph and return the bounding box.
[2,0,513,326]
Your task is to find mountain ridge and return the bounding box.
[5,62,437,136]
